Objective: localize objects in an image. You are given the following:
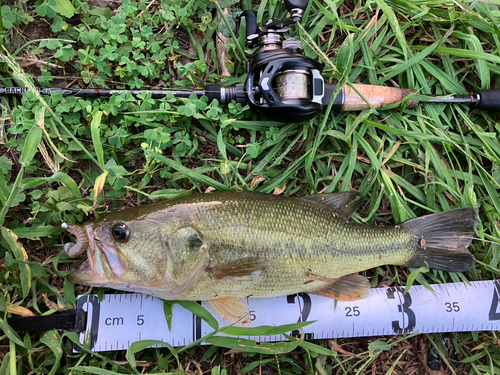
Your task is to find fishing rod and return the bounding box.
[3,0,500,122]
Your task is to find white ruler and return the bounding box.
[75,280,500,352]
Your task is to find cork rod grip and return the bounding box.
[341,84,418,111]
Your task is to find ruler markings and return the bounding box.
[443,284,450,297]
[76,280,500,352]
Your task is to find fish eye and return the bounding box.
[110,223,129,242]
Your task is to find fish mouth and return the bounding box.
[63,223,97,284]
[67,257,93,283]
[63,223,126,285]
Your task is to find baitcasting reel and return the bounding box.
[206,0,342,122]
[241,0,328,122]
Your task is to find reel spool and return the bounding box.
[243,47,325,122]
[274,69,310,101]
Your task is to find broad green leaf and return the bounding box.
[12,225,62,238]
[368,340,391,354]
[1,228,31,299]
[20,124,43,166]
[40,330,63,375]
[55,0,75,18]
[404,266,431,294]
[336,33,354,79]
[217,129,227,160]
[163,301,173,331]
[300,340,335,356]
[126,340,178,372]
[91,110,106,171]
[176,301,218,331]
[374,0,407,59]
[0,169,10,206]
[93,171,108,208]
[0,318,25,347]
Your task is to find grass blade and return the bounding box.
[374,0,407,60]
[147,151,230,191]
[19,122,43,166]
[90,110,106,171]
[1,228,31,299]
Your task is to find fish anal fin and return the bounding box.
[311,274,370,301]
[301,192,362,220]
[208,297,251,326]
[207,257,265,280]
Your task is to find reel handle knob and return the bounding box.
[284,0,309,12]
[240,10,258,39]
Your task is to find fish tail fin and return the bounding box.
[400,208,477,272]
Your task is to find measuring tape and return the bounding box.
[75,279,500,352]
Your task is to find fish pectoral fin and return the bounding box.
[208,297,251,326]
[207,257,266,280]
[311,274,370,301]
[301,192,362,220]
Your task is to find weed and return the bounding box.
[0,0,500,374]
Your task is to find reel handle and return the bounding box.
[284,0,309,12]
[240,10,258,39]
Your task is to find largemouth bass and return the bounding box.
[63,191,477,325]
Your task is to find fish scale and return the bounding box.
[177,193,415,299]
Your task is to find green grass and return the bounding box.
[1,0,500,373]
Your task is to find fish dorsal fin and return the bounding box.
[167,226,209,285]
[301,192,362,220]
[207,258,266,280]
[208,297,251,326]
[311,274,370,301]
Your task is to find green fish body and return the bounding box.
[64,191,476,324]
